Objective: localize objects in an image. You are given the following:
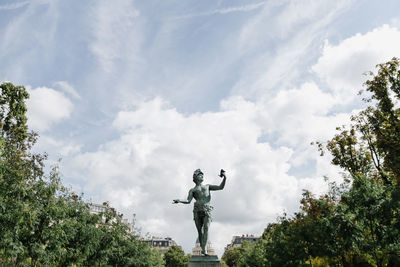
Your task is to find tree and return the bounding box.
[222,245,246,267]
[363,58,400,181]
[0,82,41,265]
[316,58,400,266]
[243,58,400,267]
[238,241,266,267]
[0,82,164,266]
[164,245,189,267]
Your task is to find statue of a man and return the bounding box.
[173,169,226,256]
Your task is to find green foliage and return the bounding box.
[0,82,164,266]
[164,245,189,267]
[0,82,30,148]
[222,245,245,267]
[238,241,266,267]
[241,58,400,266]
[363,58,400,181]
[319,58,400,265]
[221,241,259,267]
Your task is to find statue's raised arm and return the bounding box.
[209,169,226,191]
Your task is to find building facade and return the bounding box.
[143,237,179,253]
[191,238,216,256]
[225,234,260,251]
[86,202,135,232]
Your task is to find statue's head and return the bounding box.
[193,169,204,184]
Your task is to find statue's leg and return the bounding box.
[202,214,211,255]
[194,215,203,252]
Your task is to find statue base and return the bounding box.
[188,255,221,267]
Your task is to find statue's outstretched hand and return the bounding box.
[172,199,180,204]
[219,169,226,178]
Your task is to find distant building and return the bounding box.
[225,234,260,251]
[143,237,179,253]
[87,202,109,215]
[192,238,216,256]
[86,201,135,232]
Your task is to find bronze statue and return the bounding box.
[173,169,226,256]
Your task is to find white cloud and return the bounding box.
[312,25,400,100]
[274,0,352,38]
[390,18,400,29]
[174,1,268,19]
[88,1,142,72]
[248,82,351,168]
[0,1,29,10]
[232,0,353,98]
[1,0,58,57]
[216,2,267,15]
[35,135,81,157]
[54,81,81,99]
[27,87,74,132]
[0,0,60,84]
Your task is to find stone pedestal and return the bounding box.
[188,255,221,267]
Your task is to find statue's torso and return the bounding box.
[192,185,212,220]
[192,184,211,206]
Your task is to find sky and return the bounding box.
[2,0,400,257]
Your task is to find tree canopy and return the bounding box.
[223,58,400,267]
[164,245,190,267]
[0,82,164,266]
